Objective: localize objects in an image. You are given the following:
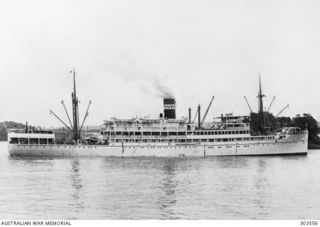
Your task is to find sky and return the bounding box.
[1,0,320,127]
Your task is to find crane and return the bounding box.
[276,104,289,117]
[244,96,253,113]
[267,96,276,112]
[192,107,199,124]
[201,96,214,126]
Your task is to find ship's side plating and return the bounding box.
[8,129,308,157]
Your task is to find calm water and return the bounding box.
[0,142,320,220]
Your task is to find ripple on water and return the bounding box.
[0,143,320,219]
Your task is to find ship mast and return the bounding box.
[71,69,80,141]
[257,75,265,114]
[50,69,92,143]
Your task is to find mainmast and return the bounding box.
[257,75,265,114]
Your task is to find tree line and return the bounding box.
[250,112,320,149]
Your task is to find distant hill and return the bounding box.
[0,121,25,141]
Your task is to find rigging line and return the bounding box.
[61,100,73,129]
[49,110,73,132]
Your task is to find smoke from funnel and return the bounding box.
[106,56,174,99]
[153,78,174,99]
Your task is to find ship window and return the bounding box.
[209,139,214,142]
[178,132,185,136]
[116,132,122,135]
[40,138,47,144]
[169,132,177,136]
[223,138,228,142]
[187,132,192,135]
[20,138,29,144]
[135,132,141,136]
[161,132,167,136]
[143,132,151,136]
[9,138,19,144]
[152,132,160,136]
[201,139,206,142]
[123,131,129,136]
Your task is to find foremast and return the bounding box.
[71,69,80,141]
[50,69,91,143]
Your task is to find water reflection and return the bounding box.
[253,158,271,219]
[214,156,249,169]
[158,159,178,219]
[68,159,84,219]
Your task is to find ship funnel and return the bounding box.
[163,98,176,119]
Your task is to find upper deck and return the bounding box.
[7,129,55,145]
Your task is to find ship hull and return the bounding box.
[8,134,308,157]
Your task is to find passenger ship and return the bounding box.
[7,72,308,157]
